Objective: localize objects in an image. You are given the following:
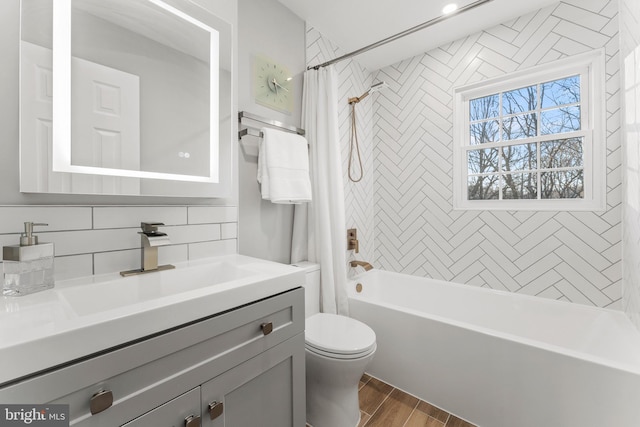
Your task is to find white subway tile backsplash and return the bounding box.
[49,229,140,256]
[0,206,92,233]
[189,239,237,259]
[159,245,189,266]
[55,255,93,281]
[0,205,237,280]
[188,206,238,224]
[166,224,221,245]
[0,234,19,250]
[94,249,140,276]
[221,223,237,239]
[93,206,188,229]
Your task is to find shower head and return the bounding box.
[348,81,388,104]
[368,81,389,94]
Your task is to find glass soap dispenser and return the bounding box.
[2,222,55,296]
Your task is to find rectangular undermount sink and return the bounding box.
[59,261,258,316]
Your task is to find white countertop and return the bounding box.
[0,254,304,386]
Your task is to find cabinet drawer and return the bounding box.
[122,387,200,427]
[0,288,303,427]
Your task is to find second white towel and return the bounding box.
[257,127,312,204]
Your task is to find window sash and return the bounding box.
[469,101,582,125]
[466,134,588,201]
[452,50,605,211]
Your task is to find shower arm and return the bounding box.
[348,91,371,105]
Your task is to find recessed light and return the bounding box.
[442,3,458,14]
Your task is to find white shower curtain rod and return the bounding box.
[306,0,494,70]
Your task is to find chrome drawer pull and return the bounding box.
[90,389,113,415]
[208,401,224,420]
[261,322,273,336]
[184,414,201,427]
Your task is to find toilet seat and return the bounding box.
[305,313,376,360]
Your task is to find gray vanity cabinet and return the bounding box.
[121,387,201,427]
[201,335,305,426]
[0,287,305,427]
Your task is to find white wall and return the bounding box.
[0,0,239,279]
[237,0,305,263]
[621,0,640,328]
[306,0,624,308]
[372,0,621,308]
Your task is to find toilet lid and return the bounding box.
[305,313,376,357]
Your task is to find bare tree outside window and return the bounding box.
[467,75,584,201]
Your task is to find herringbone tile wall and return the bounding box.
[307,0,623,309]
[621,0,640,328]
[372,0,621,308]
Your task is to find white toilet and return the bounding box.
[296,263,377,427]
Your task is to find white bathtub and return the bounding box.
[348,270,640,427]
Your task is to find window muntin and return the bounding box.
[466,75,584,202]
[454,50,605,211]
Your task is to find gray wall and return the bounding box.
[237,0,305,263]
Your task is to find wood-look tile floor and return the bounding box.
[357,374,478,427]
[306,374,478,427]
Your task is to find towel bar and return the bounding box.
[238,111,305,140]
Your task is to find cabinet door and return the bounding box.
[122,387,200,427]
[201,334,305,427]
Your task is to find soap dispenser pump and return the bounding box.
[20,222,46,246]
[2,222,55,296]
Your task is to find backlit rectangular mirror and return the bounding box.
[20,0,233,197]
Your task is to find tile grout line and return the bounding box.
[400,401,420,427]
[359,375,372,390]
[361,386,394,427]
[358,373,481,427]
[356,374,375,421]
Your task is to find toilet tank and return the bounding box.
[292,262,320,318]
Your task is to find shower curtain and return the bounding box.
[291,66,349,316]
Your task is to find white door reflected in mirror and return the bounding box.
[21,42,142,194]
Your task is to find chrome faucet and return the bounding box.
[120,222,175,276]
[350,260,373,271]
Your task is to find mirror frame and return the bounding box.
[51,0,220,183]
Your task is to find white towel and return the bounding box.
[257,127,312,204]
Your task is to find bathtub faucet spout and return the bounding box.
[350,260,374,271]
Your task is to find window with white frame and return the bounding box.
[453,50,605,211]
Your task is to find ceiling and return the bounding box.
[277,0,560,71]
